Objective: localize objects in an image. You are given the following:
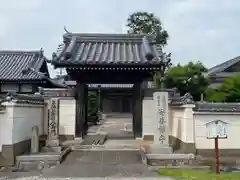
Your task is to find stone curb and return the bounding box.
[72,148,140,151]
[148,165,211,170]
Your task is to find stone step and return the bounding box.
[72,144,140,151]
[80,134,108,145]
[16,148,70,171]
[139,145,196,167]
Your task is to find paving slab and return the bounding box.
[97,114,134,139]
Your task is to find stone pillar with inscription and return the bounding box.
[152,91,172,154]
[46,98,62,152]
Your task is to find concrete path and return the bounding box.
[41,151,158,178]
[0,151,174,179]
[88,113,134,139]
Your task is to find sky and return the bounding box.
[0,0,239,77]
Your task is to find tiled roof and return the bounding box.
[51,33,164,66]
[0,50,47,81]
[38,88,75,97]
[0,50,67,88]
[0,92,44,105]
[194,102,240,112]
[207,56,240,76]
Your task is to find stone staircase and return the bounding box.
[72,143,140,151]
[16,147,71,171]
[139,144,197,168]
[71,139,198,168]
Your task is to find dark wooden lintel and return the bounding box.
[69,70,152,84]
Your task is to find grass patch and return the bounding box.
[158,168,240,180]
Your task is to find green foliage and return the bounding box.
[205,76,240,102]
[126,11,169,46]
[156,61,209,101]
[158,168,240,180]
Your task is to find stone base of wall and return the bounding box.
[0,139,30,167]
[169,135,196,154]
[0,135,75,167]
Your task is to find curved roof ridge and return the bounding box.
[0,50,41,54]
[208,56,240,75]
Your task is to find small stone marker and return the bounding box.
[153,91,169,145]
[152,91,172,154]
[46,98,60,148]
[31,126,39,154]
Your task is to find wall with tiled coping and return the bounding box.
[2,94,240,167]
[0,98,76,167]
[0,102,44,166]
[194,112,240,156]
[142,94,240,156]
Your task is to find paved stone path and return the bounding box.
[96,113,134,139]
[0,151,173,179]
[42,151,158,177]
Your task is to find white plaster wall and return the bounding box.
[0,105,14,151]
[194,113,240,149]
[170,105,195,144]
[0,102,44,151]
[182,105,195,144]
[12,104,44,144]
[170,107,184,141]
[59,98,76,136]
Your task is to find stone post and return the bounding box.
[31,126,39,154]
[152,91,172,153]
[46,98,60,148]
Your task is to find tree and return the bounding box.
[126,12,169,46]
[155,61,209,101]
[205,76,240,102]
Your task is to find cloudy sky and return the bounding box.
[0,0,239,77]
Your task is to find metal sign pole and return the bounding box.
[215,135,220,174]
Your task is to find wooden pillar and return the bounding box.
[97,85,101,112]
[100,91,103,112]
[83,84,88,135]
[132,82,143,138]
[75,81,86,138]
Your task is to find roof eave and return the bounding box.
[0,79,45,83]
[51,61,164,68]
